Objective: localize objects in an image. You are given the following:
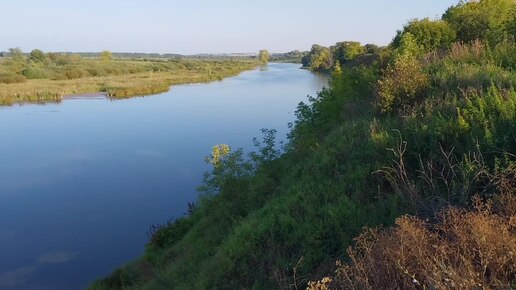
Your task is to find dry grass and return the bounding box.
[0,60,258,105]
[308,173,516,290]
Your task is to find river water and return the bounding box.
[0,63,327,290]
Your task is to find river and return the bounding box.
[0,63,327,290]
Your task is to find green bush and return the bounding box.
[22,66,48,79]
[377,57,429,113]
[393,18,456,52]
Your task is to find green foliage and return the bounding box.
[377,35,430,113]
[258,50,271,64]
[0,54,259,104]
[365,43,381,54]
[9,47,24,61]
[29,49,47,63]
[393,18,456,52]
[21,65,48,79]
[332,41,366,64]
[309,45,333,71]
[443,0,516,45]
[90,1,516,289]
[100,50,113,62]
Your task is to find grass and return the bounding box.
[0,58,259,105]
[90,1,516,288]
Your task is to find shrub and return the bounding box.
[22,66,48,79]
[376,57,429,113]
[309,190,516,290]
[393,18,456,52]
[0,72,26,84]
[443,0,516,45]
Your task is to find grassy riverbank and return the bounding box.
[90,1,515,289]
[0,57,258,105]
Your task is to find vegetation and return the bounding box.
[0,50,259,105]
[259,50,271,64]
[309,190,516,290]
[270,50,308,63]
[91,0,516,289]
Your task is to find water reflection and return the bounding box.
[0,63,328,290]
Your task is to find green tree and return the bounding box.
[258,50,270,64]
[365,44,381,54]
[443,0,516,45]
[9,47,24,61]
[310,47,333,71]
[393,32,423,61]
[393,18,456,52]
[6,48,26,74]
[29,49,46,63]
[377,33,429,112]
[100,50,113,62]
[332,41,366,64]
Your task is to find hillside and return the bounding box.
[91,0,516,289]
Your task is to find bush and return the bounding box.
[309,190,516,290]
[0,72,26,84]
[376,57,429,113]
[443,0,516,45]
[393,18,456,52]
[22,66,48,79]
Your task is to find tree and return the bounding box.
[29,49,46,63]
[9,47,24,61]
[377,33,429,113]
[258,50,270,64]
[332,41,366,64]
[365,44,381,54]
[6,48,26,74]
[393,18,456,52]
[100,50,113,62]
[443,0,516,45]
[311,47,333,71]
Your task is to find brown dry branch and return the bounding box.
[308,171,516,290]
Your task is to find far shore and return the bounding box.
[0,59,259,106]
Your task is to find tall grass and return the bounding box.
[0,58,258,105]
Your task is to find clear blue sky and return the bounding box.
[1,0,459,54]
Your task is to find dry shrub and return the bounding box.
[309,189,516,290]
[448,40,487,63]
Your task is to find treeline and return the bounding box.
[0,50,183,59]
[0,48,182,84]
[301,41,385,71]
[0,48,259,84]
[271,50,309,63]
[90,0,516,289]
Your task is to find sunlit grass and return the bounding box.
[0,59,258,105]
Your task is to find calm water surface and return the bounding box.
[0,63,327,290]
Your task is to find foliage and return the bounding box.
[29,49,47,63]
[90,1,516,289]
[393,18,456,52]
[332,41,366,64]
[310,189,516,290]
[0,72,26,84]
[258,50,271,64]
[376,34,429,113]
[100,50,113,62]
[443,0,516,45]
[305,45,333,72]
[0,56,259,105]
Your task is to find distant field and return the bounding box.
[0,54,259,105]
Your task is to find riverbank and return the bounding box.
[0,59,259,105]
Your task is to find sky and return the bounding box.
[0,0,459,54]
